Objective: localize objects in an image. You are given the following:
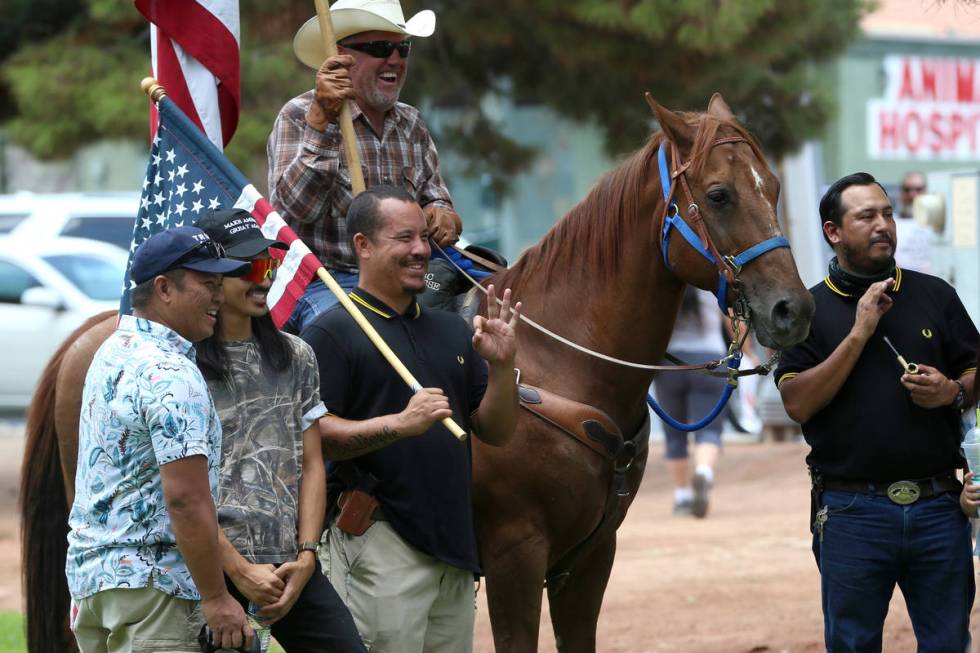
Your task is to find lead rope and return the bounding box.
[430,241,773,376]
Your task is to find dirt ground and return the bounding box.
[1,423,979,652]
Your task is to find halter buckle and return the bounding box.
[722,255,743,277]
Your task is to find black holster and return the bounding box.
[809,467,824,533]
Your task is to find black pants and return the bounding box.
[225,561,365,653]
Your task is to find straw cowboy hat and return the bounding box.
[293,0,436,70]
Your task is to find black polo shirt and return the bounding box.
[301,288,488,572]
[775,268,978,481]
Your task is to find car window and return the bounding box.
[43,254,126,301]
[0,214,28,234]
[61,217,136,250]
[0,261,41,303]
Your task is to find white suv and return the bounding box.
[0,191,139,251]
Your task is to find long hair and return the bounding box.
[196,312,291,381]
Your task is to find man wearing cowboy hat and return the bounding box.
[269,0,463,334]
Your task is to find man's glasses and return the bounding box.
[901,185,925,193]
[242,257,280,284]
[341,40,411,59]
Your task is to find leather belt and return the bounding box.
[822,473,962,505]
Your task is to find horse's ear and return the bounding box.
[706,93,735,122]
[645,92,694,153]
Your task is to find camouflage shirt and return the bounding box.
[209,333,326,563]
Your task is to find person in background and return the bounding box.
[66,227,253,652]
[269,0,461,333]
[653,286,745,518]
[893,170,933,274]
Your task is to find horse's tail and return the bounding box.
[20,311,113,653]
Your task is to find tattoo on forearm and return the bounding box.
[327,426,400,457]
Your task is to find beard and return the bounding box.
[840,239,894,275]
[364,77,403,114]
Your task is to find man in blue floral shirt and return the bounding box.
[66,226,254,652]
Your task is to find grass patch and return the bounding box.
[0,611,285,653]
[0,613,25,653]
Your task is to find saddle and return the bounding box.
[520,383,649,595]
[418,244,507,313]
[518,384,626,462]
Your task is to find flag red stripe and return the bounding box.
[135,0,240,145]
[251,197,322,328]
[148,35,207,144]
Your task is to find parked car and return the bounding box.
[0,191,139,251]
[0,236,126,412]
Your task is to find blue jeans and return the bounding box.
[288,272,359,334]
[813,488,974,653]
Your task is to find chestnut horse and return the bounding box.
[20,94,813,652]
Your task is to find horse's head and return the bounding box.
[646,94,814,350]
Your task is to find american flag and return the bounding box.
[121,96,321,326]
[135,0,240,150]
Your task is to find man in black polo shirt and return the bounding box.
[300,185,519,652]
[776,172,978,653]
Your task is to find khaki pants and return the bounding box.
[321,521,475,653]
[71,587,203,653]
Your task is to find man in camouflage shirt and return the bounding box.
[195,209,365,652]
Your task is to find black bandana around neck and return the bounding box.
[827,256,896,296]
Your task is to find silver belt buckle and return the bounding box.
[887,480,921,505]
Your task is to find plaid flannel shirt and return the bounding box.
[267,91,453,273]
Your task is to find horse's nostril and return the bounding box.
[770,298,794,331]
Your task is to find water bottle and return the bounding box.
[246,602,272,653]
[963,422,980,486]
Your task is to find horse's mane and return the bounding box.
[493,111,765,293]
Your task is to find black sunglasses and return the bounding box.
[179,239,226,262]
[901,185,925,193]
[341,40,411,59]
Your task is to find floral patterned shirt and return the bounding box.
[66,314,222,601]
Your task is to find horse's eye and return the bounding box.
[706,189,728,205]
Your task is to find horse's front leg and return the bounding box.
[547,533,617,653]
[481,522,551,652]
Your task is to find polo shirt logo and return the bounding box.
[457,355,464,365]
[922,328,933,338]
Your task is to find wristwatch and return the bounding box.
[951,380,966,411]
[298,540,319,554]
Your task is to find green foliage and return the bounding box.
[0,0,872,194]
[4,33,147,159]
[409,0,872,163]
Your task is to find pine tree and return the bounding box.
[1,0,872,193]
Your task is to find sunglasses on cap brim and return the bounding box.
[341,40,411,59]
[241,258,280,283]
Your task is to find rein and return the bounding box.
[433,240,779,380]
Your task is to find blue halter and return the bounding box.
[656,143,790,314]
[647,140,789,432]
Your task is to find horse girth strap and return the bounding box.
[518,384,630,463]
